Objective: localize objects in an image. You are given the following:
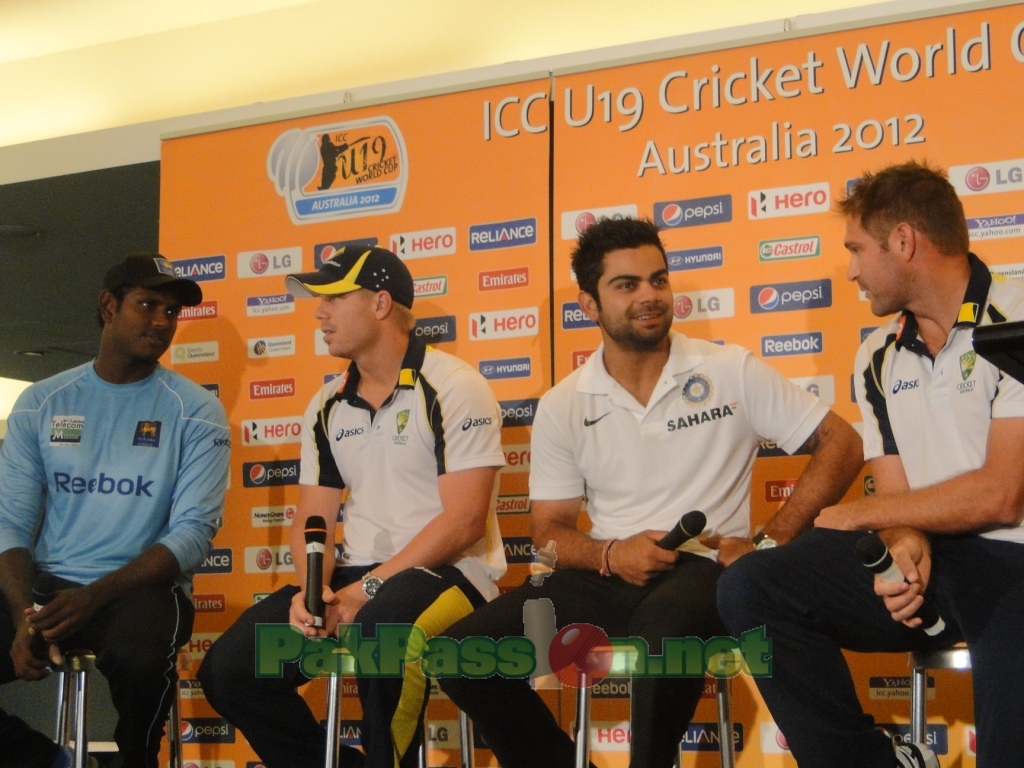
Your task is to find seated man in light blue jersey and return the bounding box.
[0,254,231,768]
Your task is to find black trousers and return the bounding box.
[439,554,726,768]
[197,565,485,768]
[719,528,1024,768]
[0,582,193,768]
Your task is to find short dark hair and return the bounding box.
[838,160,969,256]
[570,217,667,301]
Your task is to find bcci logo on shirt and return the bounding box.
[50,416,85,446]
[133,421,162,448]
[682,374,713,405]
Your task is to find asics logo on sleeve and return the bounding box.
[53,472,155,497]
[583,413,611,427]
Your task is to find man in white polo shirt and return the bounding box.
[198,246,506,768]
[439,217,863,768]
[720,161,1024,768]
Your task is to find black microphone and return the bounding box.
[855,533,946,636]
[30,572,61,660]
[657,511,707,550]
[304,516,328,628]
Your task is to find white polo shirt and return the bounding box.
[300,337,507,598]
[529,331,828,552]
[855,255,1024,545]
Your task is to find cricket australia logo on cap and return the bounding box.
[682,373,713,405]
[50,415,85,446]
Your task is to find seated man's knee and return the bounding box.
[716,552,770,628]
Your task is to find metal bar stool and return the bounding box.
[909,644,972,744]
[572,645,736,768]
[324,644,476,768]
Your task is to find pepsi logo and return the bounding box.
[180,721,194,740]
[256,549,273,570]
[319,245,337,263]
[758,287,780,310]
[673,294,693,318]
[965,167,991,192]
[249,464,267,485]
[575,212,597,234]
[659,204,684,227]
[776,729,790,750]
[250,253,269,274]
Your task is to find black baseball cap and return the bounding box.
[102,253,203,306]
[285,246,414,308]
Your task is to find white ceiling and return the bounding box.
[0,0,942,154]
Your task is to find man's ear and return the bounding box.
[891,222,917,262]
[579,289,600,321]
[372,289,393,319]
[98,290,118,325]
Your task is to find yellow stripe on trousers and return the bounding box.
[390,584,476,767]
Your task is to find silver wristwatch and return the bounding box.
[752,531,779,550]
[361,573,384,599]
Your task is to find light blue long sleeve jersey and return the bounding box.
[0,362,230,590]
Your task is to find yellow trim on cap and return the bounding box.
[305,251,371,296]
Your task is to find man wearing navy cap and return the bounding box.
[0,253,230,768]
[199,246,506,768]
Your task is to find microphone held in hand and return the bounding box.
[855,533,946,636]
[304,515,328,629]
[656,511,707,550]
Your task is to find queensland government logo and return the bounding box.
[268,117,407,224]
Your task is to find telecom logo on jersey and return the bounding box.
[237,247,301,278]
[390,227,456,260]
[748,182,829,219]
[469,218,537,251]
[560,205,638,240]
[750,279,832,314]
[654,195,732,229]
[469,308,539,340]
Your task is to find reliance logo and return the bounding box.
[561,302,598,330]
[172,255,225,282]
[469,218,537,250]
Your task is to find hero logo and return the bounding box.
[479,357,532,380]
[654,195,732,229]
[414,315,456,343]
[469,307,539,340]
[500,398,538,427]
[560,204,638,240]
[237,247,300,278]
[750,280,832,313]
[561,302,598,330]
[242,460,300,488]
[672,289,735,322]
[469,218,537,251]
[250,378,296,399]
[180,718,235,743]
[762,332,823,357]
[748,182,829,219]
[390,227,456,260]
[245,545,295,574]
[500,443,531,474]
[185,632,221,660]
[951,159,1024,196]
[172,255,226,283]
[241,416,302,446]
[196,548,232,574]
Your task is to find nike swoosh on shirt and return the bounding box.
[583,413,611,427]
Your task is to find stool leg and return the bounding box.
[419,714,428,768]
[71,661,90,768]
[716,677,735,768]
[324,673,343,768]
[458,709,475,768]
[167,685,183,768]
[55,666,72,747]
[910,664,927,744]
[574,671,592,768]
